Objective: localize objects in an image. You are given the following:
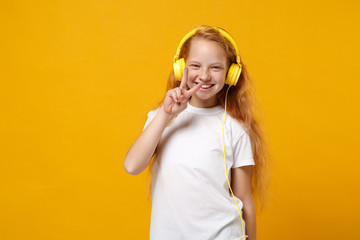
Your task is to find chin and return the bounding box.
[193,93,218,102]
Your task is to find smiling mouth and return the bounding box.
[195,83,214,89]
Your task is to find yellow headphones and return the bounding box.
[173,26,242,86]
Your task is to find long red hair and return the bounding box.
[145,25,272,213]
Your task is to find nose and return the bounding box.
[198,68,211,82]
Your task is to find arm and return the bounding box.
[231,165,256,240]
[123,106,173,175]
[124,68,204,175]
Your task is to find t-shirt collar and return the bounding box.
[186,101,224,115]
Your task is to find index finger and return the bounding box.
[179,68,188,90]
[184,81,204,99]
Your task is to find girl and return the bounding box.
[124,25,271,240]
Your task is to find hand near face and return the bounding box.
[162,68,203,117]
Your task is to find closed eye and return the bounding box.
[211,66,222,70]
[190,64,200,68]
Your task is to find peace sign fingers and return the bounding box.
[184,81,204,99]
[162,67,204,117]
[179,68,204,100]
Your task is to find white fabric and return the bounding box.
[143,101,255,240]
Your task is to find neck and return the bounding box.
[189,97,219,108]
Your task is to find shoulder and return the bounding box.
[146,107,160,119]
[226,113,248,140]
[142,107,161,131]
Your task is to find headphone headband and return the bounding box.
[173,26,242,86]
[173,26,241,64]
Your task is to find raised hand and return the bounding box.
[162,68,203,117]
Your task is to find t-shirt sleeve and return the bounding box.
[232,130,255,168]
[142,108,160,132]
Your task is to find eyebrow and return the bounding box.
[187,60,225,66]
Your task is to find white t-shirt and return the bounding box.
[143,101,255,240]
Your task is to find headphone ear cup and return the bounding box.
[226,63,242,86]
[173,58,186,81]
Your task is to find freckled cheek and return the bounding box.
[187,72,197,84]
[217,72,227,83]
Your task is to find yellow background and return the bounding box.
[1,0,359,239]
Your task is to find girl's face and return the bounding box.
[186,38,228,108]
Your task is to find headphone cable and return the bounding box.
[222,85,246,240]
